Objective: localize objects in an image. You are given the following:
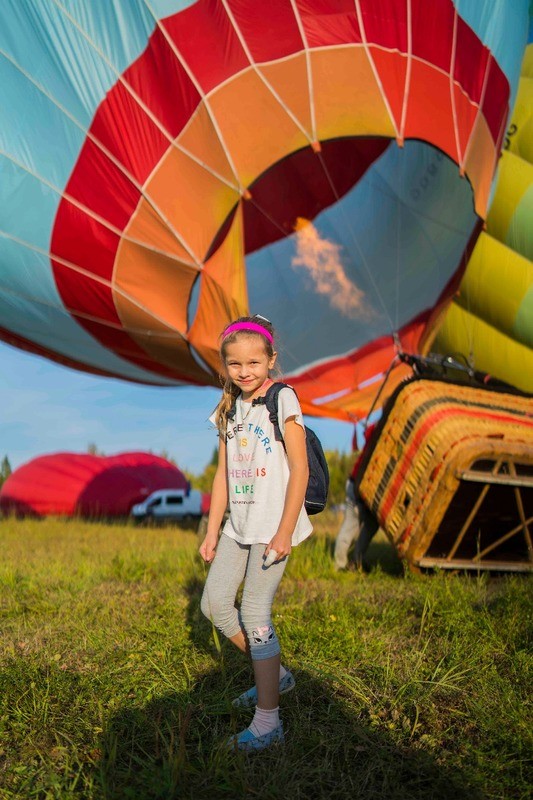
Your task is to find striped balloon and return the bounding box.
[435,16,533,392]
[0,0,529,419]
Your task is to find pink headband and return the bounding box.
[222,321,273,343]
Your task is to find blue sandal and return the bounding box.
[232,670,296,709]
[226,722,284,752]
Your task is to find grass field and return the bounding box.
[0,515,531,800]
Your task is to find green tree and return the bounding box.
[87,443,105,456]
[0,455,12,488]
[188,446,219,494]
[158,449,177,466]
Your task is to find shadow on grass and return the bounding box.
[364,532,405,576]
[96,666,483,800]
[95,576,481,800]
[323,530,405,577]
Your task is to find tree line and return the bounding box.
[0,456,12,488]
[0,446,355,509]
[188,446,356,509]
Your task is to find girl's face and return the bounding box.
[224,336,277,400]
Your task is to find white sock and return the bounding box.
[249,706,280,737]
[279,664,287,681]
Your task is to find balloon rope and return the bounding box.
[0,51,230,271]
[363,353,402,426]
[449,7,463,167]
[461,53,493,172]
[46,1,244,265]
[220,0,316,147]
[0,146,203,276]
[288,0,317,143]
[0,229,194,342]
[461,238,476,370]
[353,0,400,141]
[399,0,413,143]
[395,166,401,335]
[140,0,247,197]
[51,0,240,194]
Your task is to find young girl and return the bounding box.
[199,315,312,752]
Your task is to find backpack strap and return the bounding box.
[229,382,294,442]
[253,381,292,445]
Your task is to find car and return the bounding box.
[130,488,204,524]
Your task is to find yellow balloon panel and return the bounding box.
[453,232,533,347]
[434,41,533,392]
[506,76,533,162]
[435,303,533,393]
[522,42,533,79]
[486,150,533,249]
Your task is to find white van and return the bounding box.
[130,488,204,524]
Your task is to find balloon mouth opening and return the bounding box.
[204,136,391,262]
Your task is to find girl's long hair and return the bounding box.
[214,316,276,435]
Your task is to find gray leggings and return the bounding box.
[200,534,288,661]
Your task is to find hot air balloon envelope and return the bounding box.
[0,0,529,418]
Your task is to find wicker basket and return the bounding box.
[358,378,533,572]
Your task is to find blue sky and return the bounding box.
[0,341,355,475]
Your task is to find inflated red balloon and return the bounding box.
[0,452,189,518]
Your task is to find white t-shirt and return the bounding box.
[209,387,313,546]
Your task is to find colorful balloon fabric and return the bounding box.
[434,17,533,393]
[0,452,190,517]
[0,1,529,420]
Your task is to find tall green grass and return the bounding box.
[0,516,531,799]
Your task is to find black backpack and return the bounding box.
[257,382,329,515]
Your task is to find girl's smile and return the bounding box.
[224,338,277,400]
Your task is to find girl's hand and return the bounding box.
[264,534,292,563]
[199,534,218,563]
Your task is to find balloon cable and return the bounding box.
[363,353,402,429]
